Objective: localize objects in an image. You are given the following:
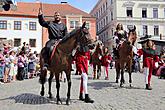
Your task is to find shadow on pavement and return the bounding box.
[88,81,144,90]
[88,81,118,90]
[0,93,59,105]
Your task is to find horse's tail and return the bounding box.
[39,48,47,84]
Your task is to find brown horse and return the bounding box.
[90,43,103,79]
[115,26,137,87]
[39,22,94,105]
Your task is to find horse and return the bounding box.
[90,42,103,79]
[39,22,94,105]
[115,26,137,87]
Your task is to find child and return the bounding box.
[101,47,112,80]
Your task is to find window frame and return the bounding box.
[29,22,37,31]
[29,39,36,47]
[0,20,7,30]
[14,21,22,30]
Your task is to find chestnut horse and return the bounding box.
[39,22,94,105]
[115,26,137,87]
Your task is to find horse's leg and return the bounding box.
[48,72,54,98]
[65,70,72,105]
[55,73,62,104]
[39,65,47,96]
[128,62,132,87]
[97,64,101,79]
[93,64,96,79]
[115,61,120,83]
[120,69,124,87]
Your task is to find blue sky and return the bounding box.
[19,0,98,13]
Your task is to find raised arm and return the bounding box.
[38,8,49,28]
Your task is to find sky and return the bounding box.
[18,0,99,13]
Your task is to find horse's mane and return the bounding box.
[60,28,79,44]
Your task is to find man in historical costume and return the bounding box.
[138,39,159,90]
[75,45,94,103]
[38,8,67,68]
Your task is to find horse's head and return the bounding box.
[128,25,137,45]
[76,22,95,48]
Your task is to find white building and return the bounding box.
[0,16,42,53]
[90,0,165,50]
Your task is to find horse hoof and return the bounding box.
[116,80,118,83]
[120,84,123,87]
[130,84,132,88]
[66,99,71,105]
[57,99,62,105]
[40,91,44,96]
[48,93,53,99]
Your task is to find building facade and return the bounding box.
[90,0,165,50]
[0,2,96,53]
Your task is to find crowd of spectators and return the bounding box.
[0,42,40,84]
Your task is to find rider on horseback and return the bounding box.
[38,8,67,68]
[113,23,127,59]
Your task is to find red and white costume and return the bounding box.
[75,50,89,95]
[101,53,112,79]
[138,48,159,87]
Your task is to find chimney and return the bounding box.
[61,1,68,4]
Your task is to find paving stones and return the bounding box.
[0,67,165,110]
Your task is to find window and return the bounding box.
[111,0,113,4]
[75,21,79,28]
[14,38,21,47]
[29,22,36,30]
[0,38,7,41]
[103,4,105,12]
[70,21,79,29]
[86,22,90,29]
[127,7,133,17]
[0,21,7,29]
[153,8,158,18]
[29,39,36,47]
[104,18,106,26]
[164,8,165,18]
[106,16,108,24]
[14,21,21,30]
[111,11,113,20]
[154,25,159,36]
[142,8,147,18]
[111,28,113,36]
[143,25,148,35]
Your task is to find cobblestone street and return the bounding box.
[0,67,165,110]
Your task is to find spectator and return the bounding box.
[0,49,5,82]
[4,53,11,83]
[101,47,112,80]
[17,52,25,80]
[9,50,17,81]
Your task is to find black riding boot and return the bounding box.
[113,48,119,59]
[43,48,49,68]
[79,93,84,101]
[146,84,152,90]
[84,94,94,103]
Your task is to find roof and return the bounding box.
[0,2,93,18]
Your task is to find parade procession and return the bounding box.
[0,0,165,110]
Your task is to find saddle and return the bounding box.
[43,40,60,65]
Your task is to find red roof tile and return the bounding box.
[0,2,92,18]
